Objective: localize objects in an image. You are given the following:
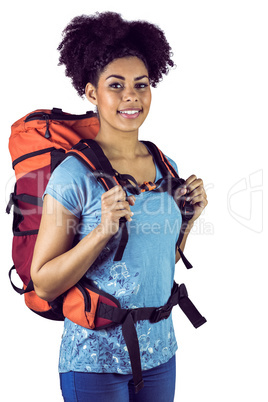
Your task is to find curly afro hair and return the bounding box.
[58,12,174,97]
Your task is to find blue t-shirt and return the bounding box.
[44,149,182,374]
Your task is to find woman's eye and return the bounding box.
[109,82,149,90]
[110,83,123,89]
[135,83,149,89]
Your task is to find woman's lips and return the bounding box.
[118,109,142,119]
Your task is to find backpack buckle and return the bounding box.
[150,303,173,323]
[6,192,14,214]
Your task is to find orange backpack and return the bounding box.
[7,108,206,393]
[7,108,99,319]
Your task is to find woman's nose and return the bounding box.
[122,87,138,102]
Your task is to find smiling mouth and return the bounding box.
[118,109,142,119]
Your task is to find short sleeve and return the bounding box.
[43,157,86,218]
[165,155,179,175]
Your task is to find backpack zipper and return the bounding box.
[24,109,97,140]
[25,109,95,123]
[44,114,51,139]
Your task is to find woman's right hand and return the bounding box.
[31,187,135,302]
[99,186,135,237]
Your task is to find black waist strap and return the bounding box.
[97,282,206,393]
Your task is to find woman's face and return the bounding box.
[86,56,151,135]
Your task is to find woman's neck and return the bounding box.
[94,125,155,185]
[95,126,143,161]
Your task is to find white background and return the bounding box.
[1,1,267,401]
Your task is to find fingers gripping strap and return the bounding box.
[141,141,194,269]
[69,140,129,261]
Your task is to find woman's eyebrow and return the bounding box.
[134,75,149,81]
[105,74,149,81]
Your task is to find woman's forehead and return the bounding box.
[101,57,149,80]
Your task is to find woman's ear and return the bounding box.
[85,83,98,105]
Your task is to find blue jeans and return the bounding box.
[60,355,176,402]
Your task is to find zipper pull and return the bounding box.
[44,115,51,139]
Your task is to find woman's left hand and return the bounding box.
[180,174,208,224]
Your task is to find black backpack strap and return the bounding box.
[142,141,194,269]
[67,139,129,261]
[8,265,34,295]
[141,140,178,178]
[67,139,119,189]
[97,281,206,393]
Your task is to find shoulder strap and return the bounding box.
[66,139,128,262]
[67,139,193,266]
[67,139,120,191]
[142,141,193,269]
[141,140,178,179]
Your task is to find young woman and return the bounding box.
[31,12,208,402]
